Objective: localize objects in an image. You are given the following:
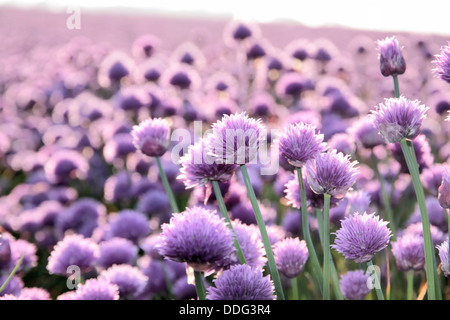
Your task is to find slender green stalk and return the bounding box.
[400,139,436,300]
[240,164,285,300]
[296,167,323,293]
[371,151,396,238]
[315,208,344,300]
[0,252,25,294]
[291,277,299,300]
[212,180,247,264]
[367,260,384,300]
[322,193,331,300]
[155,156,179,213]
[392,74,400,98]
[194,270,207,300]
[407,270,414,300]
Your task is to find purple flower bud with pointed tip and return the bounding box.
[339,270,371,300]
[278,122,327,168]
[177,137,238,189]
[131,117,170,158]
[392,233,425,271]
[437,241,450,277]
[432,41,450,83]
[273,237,309,278]
[369,96,429,144]
[209,112,266,165]
[157,206,235,272]
[377,36,406,77]
[305,149,359,199]
[438,165,450,209]
[332,212,392,263]
[206,264,276,300]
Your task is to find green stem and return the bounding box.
[392,74,400,98]
[315,208,343,300]
[194,270,207,300]
[368,260,384,300]
[407,270,414,300]
[296,167,323,294]
[291,277,299,300]
[211,180,247,265]
[240,164,285,300]
[371,151,396,239]
[400,139,436,300]
[322,193,331,300]
[155,156,179,213]
[0,252,25,294]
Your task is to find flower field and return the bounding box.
[0,6,450,302]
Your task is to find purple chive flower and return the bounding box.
[18,287,51,300]
[72,278,120,300]
[177,137,238,189]
[99,264,148,299]
[47,234,99,276]
[131,117,171,158]
[437,241,449,277]
[157,206,235,272]
[332,212,392,263]
[131,34,161,59]
[369,96,429,144]
[350,117,385,149]
[278,122,327,168]
[0,275,23,297]
[339,270,371,300]
[391,233,425,271]
[172,275,197,300]
[275,72,309,100]
[209,112,266,165]
[438,165,450,209]
[108,210,151,243]
[44,149,89,184]
[284,172,342,209]
[206,264,276,300]
[273,237,309,278]
[97,237,138,270]
[402,222,446,247]
[7,238,37,273]
[377,36,406,77]
[305,149,359,199]
[421,163,446,197]
[432,41,450,83]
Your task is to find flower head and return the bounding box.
[99,264,148,299]
[391,233,425,271]
[131,117,171,157]
[350,117,385,149]
[273,237,309,278]
[339,270,371,300]
[206,264,275,300]
[108,209,151,243]
[47,234,99,276]
[432,41,450,83]
[44,149,89,184]
[437,241,450,277]
[305,149,359,199]
[438,165,450,209]
[332,212,392,263]
[157,206,235,272]
[97,237,138,269]
[209,112,266,165]
[377,36,406,77]
[177,137,238,189]
[72,278,120,300]
[278,122,327,168]
[369,96,429,144]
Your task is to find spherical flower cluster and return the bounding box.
[339,270,371,300]
[305,149,359,199]
[391,233,425,271]
[131,117,171,157]
[99,264,148,298]
[273,237,309,278]
[369,96,429,144]
[157,206,236,272]
[278,122,327,168]
[332,212,392,263]
[177,137,238,189]
[206,264,276,300]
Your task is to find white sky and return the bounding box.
[1,0,450,36]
